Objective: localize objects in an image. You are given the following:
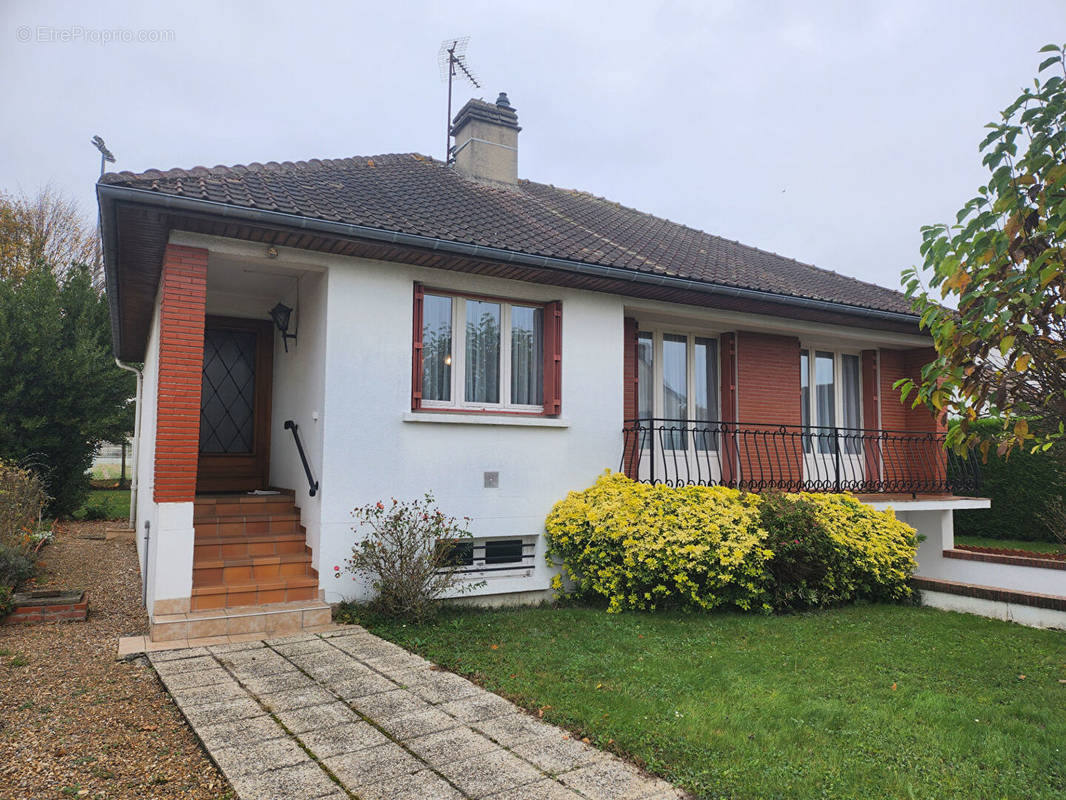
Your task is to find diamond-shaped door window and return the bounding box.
[199,329,257,454]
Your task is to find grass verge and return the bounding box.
[73,489,130,521]
[954,535,1066,555]
[362,603,1066,800]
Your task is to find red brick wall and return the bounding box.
[879,347,944,488]
[880,348,941,433]
[154,244,208,503]
[736,332,802,424]
[736,331,803,486]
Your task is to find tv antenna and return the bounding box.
[439,37,481,163]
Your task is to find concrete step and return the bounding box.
[193,552,317,586]
[194,533,309,562]
[190,575,320,611]
[150,598,331,642]
[194,513,303,538]
[194,493,297,522]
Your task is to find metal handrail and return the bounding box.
[284,420,319,497]
[620,418,981,496]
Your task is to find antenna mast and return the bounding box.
[439,37,481,163]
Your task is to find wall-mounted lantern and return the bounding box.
[269,302,297,352]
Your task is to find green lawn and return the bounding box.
[954,535,1066,555]
[363,604,1066,800]
[73,489,130,521]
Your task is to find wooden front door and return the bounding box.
[196,316,274,493]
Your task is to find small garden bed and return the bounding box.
[362,603,1066,800]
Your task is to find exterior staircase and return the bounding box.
[149,491,331,642]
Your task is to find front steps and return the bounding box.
[149,600,332,642]
[148,491,329,643]
[191,492,319,611]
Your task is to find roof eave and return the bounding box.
[97,184,923,352]
[97,181,125,360]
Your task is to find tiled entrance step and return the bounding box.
[192,491,318,612]
[150,599,332,642]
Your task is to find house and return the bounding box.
[100,92,1026,642]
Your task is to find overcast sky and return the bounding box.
[2,0,1062,292]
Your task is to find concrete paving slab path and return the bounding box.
[149,625,687,800]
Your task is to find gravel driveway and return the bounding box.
[152,628,686,800]
[0,521,231,799]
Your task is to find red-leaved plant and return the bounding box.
[337,493,480,621]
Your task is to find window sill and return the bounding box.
[403,411,570,428]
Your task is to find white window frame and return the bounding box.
[422,294,545,413]
[799,345,864,430]
[444,536,537,579]
[636,326,722,428]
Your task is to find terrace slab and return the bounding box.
[149,625,686,799]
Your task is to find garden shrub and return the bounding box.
[337,494,479,622]
[545,473,917,613]
[545,472,773,613]
[760,492,917,609]
[0,585,12,619]
[950,418,1066,542]
[0,460,45,590]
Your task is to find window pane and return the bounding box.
[484,539,525,564]
[436,539,473,567]
[842,354,861,454]
[662,334,687,450]
[694,337,718,451]
[465,299,500,403]
[422,295,452,402]
[637,332,653,421]
[200,329,256,453]
[510,305,543,405]
[815,351,835,453]
[800,349,811,453]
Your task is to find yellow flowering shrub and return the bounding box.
[545,472,773,613]
[545,473,918,613]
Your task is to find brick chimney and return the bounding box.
[450,92,521,184]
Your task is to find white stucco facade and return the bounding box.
[140,231,1050,620]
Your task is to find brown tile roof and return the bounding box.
[101,152,915,315]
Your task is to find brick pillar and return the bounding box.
[154,244,208,503]
[736,331,803,490]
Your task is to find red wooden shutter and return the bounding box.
[542,301,562,415]
[623,318,638,422]
[622,317,639,478]
[411,283,425,410]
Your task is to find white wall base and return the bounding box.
[444,589,554,608]
[918,589,1066,631]
[147,501,195,616]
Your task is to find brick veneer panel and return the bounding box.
[880,347,944,489]
[736,331,802,485]
[154,244,208,503]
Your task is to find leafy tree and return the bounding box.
[0,244,133,517]
[899,44,1066,459]
[0,187,98,282]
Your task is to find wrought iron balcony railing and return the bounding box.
[620,418,981,496]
